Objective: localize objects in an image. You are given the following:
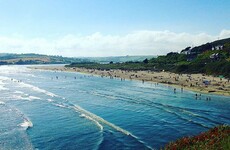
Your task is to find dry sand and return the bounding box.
[31,66,230,96]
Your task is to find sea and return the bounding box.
[0,65,229,150]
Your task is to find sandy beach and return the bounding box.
[31,66,230,96]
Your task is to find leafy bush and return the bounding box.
[164,125,230,150]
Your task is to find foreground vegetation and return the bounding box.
[67,38,230,78]
[164,125,230,150]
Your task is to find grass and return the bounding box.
[163,125,230,150]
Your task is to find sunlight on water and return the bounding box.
[0,65,229,149]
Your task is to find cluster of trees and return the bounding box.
[66,61,156,71]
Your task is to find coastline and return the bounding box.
[30,66,230,96]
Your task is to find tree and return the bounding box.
[16,59,24,65]
[143,58,149,64]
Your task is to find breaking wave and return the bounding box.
[73,105,153,149]
[13,95,41,101]
[18,82,58,97]
[79,113,104,131]
[54,103,67,108]
[0,101,5,105]
[74,105,131,135]
[18,119,33,130]
[14,90,24,94]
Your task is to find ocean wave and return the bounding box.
[54,103,67,108]
[106,92,217,128]
[29,96,41,100]
[0,75,58,98]
[1,101,34,130]
[79,113,104,131]
[0,76,10,81]
[74,105,131,136]
[18,119,33,130]
[0,80,5,85]
[0,75,57,98]
[74,105,153,149]
[14,90,24,94]
[163,108,210,129]
[47,98,54,102]
[2,76,151,149]
[0,85,9,91]
[8,107,34,130]
[18,82,58,97]
[0,101,5,105]
[13,95,41,101]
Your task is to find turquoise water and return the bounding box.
[0,65,229,150]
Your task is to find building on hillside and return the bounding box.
[210,53,220,60]
[180,47,192,55]
[212,45,223,50]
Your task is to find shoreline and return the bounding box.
[30,66,230,97]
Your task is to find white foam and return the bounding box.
[0,80,4,85]
[0,76,10,81]
[79,113,103,131]
[74,105,131,135]
[0,101,5,105]
[0,79,8,91]
[0,75,57,98]
[13,95,41,101]
[47,99,54,102]
[54,103,66,108]
[18,119,33,130]
[79,113,86,118]
[28,96,41,100]
[0,86,9,91]
[75,107,153,149]
[13,95,28,100]
[19,82,58,97]
[14,91,24,94]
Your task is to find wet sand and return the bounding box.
[30,66,230,96]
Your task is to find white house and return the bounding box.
[212,45,223,50]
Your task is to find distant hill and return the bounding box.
[0,53,86,65]
[82,55,155,64]
[0,53,155,65]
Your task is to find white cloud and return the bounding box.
[0,30,229,57]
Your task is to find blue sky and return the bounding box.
[0,0,230,56]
